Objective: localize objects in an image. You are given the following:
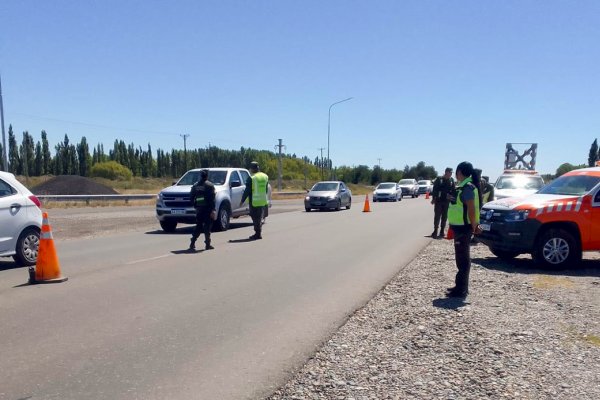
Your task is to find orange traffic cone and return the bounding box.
[363,194,371,212]
[425,191,430,200]
[29,212,68,284]
[446,227,454,240]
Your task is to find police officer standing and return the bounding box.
[430,167,455,238]
[189,169,216,251]
[241,161,269,240]
[446,161,481,298]
[481,176,495,204]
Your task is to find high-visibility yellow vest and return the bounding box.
[448,177,480,226]
[251,172,269,207]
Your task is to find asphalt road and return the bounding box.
[0,197,432,400]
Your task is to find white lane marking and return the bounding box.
[126,254,171,265]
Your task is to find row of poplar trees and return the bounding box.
[0,125,437,183]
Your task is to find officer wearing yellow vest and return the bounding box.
[446,161,482,298]
[241,161,269,240]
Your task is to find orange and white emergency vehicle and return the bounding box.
[479,166,600,269]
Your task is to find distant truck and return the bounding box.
[156,167,271,232]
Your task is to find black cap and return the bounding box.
[445,167,453,173]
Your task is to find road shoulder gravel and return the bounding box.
[269,239,600,400]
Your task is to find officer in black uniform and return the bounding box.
[189,169,216,251]
[430,167,455,238]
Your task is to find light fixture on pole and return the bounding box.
[327,97,353,179]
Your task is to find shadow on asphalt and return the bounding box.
[473,255,600,278]
[171,248,206,255]
[145,221,254,235]
[0,260,24,272]
[432,297,469,310]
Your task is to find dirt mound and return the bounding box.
[32,175,119,195]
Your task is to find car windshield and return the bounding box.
[418,180,430,185]
[399,179,414,185]
[312,182,339,191]
[377,183,396,189]
[177,170,228,186]
[495,175,544,190]
[538,175,600,196]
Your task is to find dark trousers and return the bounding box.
[434,200,450,232]
[452,225,473,293]
[191,212,213,245]
[249,206,265,236]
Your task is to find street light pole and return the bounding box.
[0,74,7,171]
[327,97,353,179]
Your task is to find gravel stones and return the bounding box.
[269,240,600,400]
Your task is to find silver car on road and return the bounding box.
[305,181,352,211]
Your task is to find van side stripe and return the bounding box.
[556,203,563,212]
[546,204,554,213]
[575,198,583,212]
[565,202,572,211]
[536,207,544,217]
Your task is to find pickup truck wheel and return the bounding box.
[532,228,581,269]
[305,207,311,212]
[490,248,520,261]
[13,227,40,266]
[160,220,177,233]
[215,205,231,231]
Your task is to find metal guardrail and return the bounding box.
[37,192,305,203]
[37,194,156,204]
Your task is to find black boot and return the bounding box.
[205,240,214,250]
[430,229,438,238]
[189,239,196,250]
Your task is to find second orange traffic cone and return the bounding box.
[363,194,371,212]
[30,212,68,284]
[446,227,454,240]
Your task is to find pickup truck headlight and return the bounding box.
[156,192,163,201]
[305,196,310,201]
[504,210,530,222]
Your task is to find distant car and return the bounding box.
[494,171,545,200]
[417,180,433,195]
[398,179,419,198]
[0,171,42,266]
[373,182,402,202]
[156,167,271,232]
[305,181,352,211]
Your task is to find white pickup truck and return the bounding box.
[156,167,270,232]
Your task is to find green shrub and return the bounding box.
[90,161,133,180]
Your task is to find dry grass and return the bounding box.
[532,275,576,289]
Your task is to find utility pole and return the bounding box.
[377,158,382,169]
[0,74,7,171]
[180,134,190,171]
[318,147,325,180]
[275,139,286,191]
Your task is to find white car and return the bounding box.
[398,179,419,198]
[417,180,433,195]
[0,171,43,266]
[494,171,545,200]
[373,182,402,202]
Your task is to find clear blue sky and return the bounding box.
[1,0,599,180]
